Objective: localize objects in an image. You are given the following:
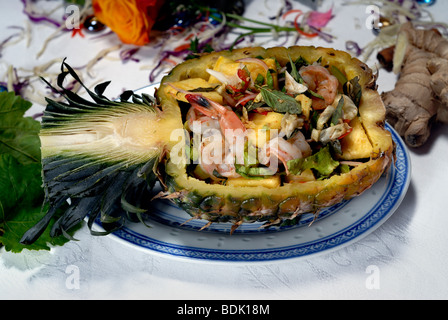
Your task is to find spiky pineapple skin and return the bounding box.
[164,151,392,225]
[157,46,395,227]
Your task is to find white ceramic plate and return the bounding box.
[103,85,411,263]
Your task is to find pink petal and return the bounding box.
[307,8,333,29]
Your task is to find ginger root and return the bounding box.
[428,57,448,121]
[381,22,448,148]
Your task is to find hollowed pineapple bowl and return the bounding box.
[21,46,395,245]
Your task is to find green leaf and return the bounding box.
[0,91,77,252]
[331,96,344,126]
[0,91,32,121]
[294,56,309,70]
[244,143,258,167]
[307,89,325,100]
[287,146,340,177]
[343,76,362,107]
[247,167,275,176]
[188,86,219,93]
[0,154,42,219]
[0,153,75,253]
[266,69,275,89]
[329,139,343,156]
[285,57,324,100]
[0,202,76,253]
[0,92,41,164]
[244,100,265,112]
[330,65,348,86]
[340,164,350,174]
[0,117,41,164]
[189,37,199,53]
[288,54,302,84]
[235,165,265,180]
[255,74,265,87]
[260,87,302,114]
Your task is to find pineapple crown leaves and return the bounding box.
[20,60,160,246]
[40,58,157,129]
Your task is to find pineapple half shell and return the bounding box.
[158,46,394,228]
[21,47,394,245]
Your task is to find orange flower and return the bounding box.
[92,0,164,46]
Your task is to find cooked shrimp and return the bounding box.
[186,106,220,135]
[299,65,339,110]
[168,82,245,131]
[289,131,312,158]
[199,131,241,181]
[259,131,311,174]
[185,94,247,181]
[185,94,246,134]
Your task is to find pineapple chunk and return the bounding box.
[340,116,373,160]
[286,169,316,183]
[247,112,284,147]
[227,176,281,188]
[251,112,284,129]
[208,56,239,84]
[295,94,312,120]
[164,78,223,104]
[208,56,278,89]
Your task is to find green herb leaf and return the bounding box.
[188,85,219,93]
[190,37,199,53]
[330,65,348,85]
[244,100,265,112]
[288,54,302,84]
[286,56,323,100]
[287,146,340,177]
[260,87,302,114]
[235,165,265,180]
[307,89,325,100]
[343,76,362,107]
[248,167,275,176]
[294,56,309,70]
[331,96,344,126]
[255,74,265,87]
[266,69,275,89]
[340,164,350,174]
[329,139,343,156]
[244,143,258,167]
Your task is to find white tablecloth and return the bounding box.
[1,0,448,300]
